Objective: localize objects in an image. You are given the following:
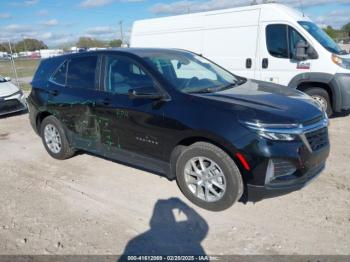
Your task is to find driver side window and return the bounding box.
[266,24,308,59]
[105,56,156,95]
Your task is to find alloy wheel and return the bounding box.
[184,156,226,202]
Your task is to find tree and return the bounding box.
[76,37,105,48]
[342,23,350,37]
[109,39,122,48]
[323,26,338,39]
[15,38,48,52]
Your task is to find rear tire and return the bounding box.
[40,115,75,160]
[304,87,333,117]
[176,142,243,211]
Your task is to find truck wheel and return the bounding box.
[304,87,333,117]
[40,115,75,160]
[176,142,243,211]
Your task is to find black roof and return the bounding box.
[62,48,194,58]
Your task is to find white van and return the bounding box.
[130,3,350,116]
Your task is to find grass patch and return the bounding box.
[0,59,40,79]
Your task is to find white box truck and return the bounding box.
[130,3,350,115]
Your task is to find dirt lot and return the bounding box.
[0,111,349,256]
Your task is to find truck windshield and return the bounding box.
[143,52,243,94]
[298,21,345,55]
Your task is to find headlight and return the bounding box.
[258,131,296,141]
[242,121,299,141]
[11,89,23,96]
[332,54,350,69]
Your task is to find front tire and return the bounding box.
[176,142,243,211]
[304,87,333,117]
[40,115,75,160]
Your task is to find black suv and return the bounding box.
[28,49,330,211]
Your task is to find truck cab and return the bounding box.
[130,3,350,116]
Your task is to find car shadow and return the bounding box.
[118,197,209,261]
[330,109,350,119]
[81,151,172,180]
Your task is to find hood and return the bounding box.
[194,79,323,125]
[0,81,20,97]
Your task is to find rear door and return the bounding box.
[47,54,101,151]
[258,23,312,85]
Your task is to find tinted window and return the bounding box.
[51,61,67,85]
[299,21,345,55]
[144,52,239,94]
[266,24,289,58]
[289,27,307,59]
[67,56,97,89]
[105,56,155,94]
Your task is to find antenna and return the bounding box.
[119,21,124,46]
[299,0,305,17]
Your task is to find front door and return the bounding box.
[258,23,313,86]
[94,54,166,160]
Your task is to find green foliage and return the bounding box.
[342,23,350,36]
[324,26,338,39]
[109,39,122,48]
[0,39,47,53]
[323,23,350,39]
[76,37,106,48]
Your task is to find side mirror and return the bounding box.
[128,88,164,100]
[4,77,11,82]
[306,45,319,59]
[295,40,309,61]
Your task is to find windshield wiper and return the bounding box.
[187,87,218,94]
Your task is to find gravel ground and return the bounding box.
[0,112,349,255]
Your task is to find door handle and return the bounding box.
[246,58,252,69]
[262,58,269,69]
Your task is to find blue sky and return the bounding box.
[0,0,349,47]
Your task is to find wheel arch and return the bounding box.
[288,72,340,111]
[36,111,53,133]
[169,135,245,180]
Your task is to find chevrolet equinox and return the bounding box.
[28,49,330,211]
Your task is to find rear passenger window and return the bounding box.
[266,24,289,58]
[51,61,67,85]
[105,56,155,95]
[67,56,98,89]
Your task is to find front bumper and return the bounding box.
[246,163,325,202]
[237,119,330,203]
[0,92,27,116]
[331,73,350,112]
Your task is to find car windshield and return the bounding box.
[142,51,244,94]
[298,21,346,55]
[0,77,6,83]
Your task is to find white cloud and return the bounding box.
[311,9,350,29]
[24,0,39,6]
[80,0,114,8]
[79,0,144,8]
[150,0,350,15]
[41,19,59,26]
[36,9,49,16]
[0,13,12,19]
[86,26,114,35]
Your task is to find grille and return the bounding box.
[305,127,329,151]
[272,159,296,178]
[0,99,23,113]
